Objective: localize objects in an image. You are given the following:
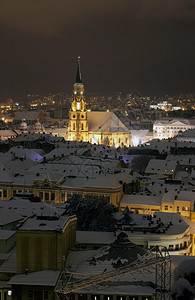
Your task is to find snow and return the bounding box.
[0,230,16,240]
[87,111,129,133]
[121,194,161,206]
[76,231,116,245]
[18,215,71,232]
[8,270,60,286]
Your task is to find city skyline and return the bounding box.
[0,0,194,97]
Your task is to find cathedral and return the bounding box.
[68,58,131,147]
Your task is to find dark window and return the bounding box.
[0,189,2,197]
[45,192,49,201]
[29,290,33,300]
[51,192,55,201]
[44,290,49,299]
[3,189,7,198]
[39,192,43,200]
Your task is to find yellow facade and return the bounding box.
[17,216,76,274]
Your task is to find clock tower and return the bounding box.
[68,57,88,142]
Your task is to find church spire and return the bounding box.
[75,56,82,84]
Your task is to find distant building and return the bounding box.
[68,57,131,147]
[153,118,195,139]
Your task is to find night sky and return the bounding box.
[0,0,195,97]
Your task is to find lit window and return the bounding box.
[77,102,80,110]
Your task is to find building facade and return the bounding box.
[153,118,195,139]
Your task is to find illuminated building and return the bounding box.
[68,58,131,147]
[153,118,195,139]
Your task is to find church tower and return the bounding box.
[68,57,88,142]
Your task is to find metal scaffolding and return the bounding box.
[55,246,171,300]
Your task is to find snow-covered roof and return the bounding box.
[161,190,195,204]
[121,194,161,207]
[87,111,130,133]
[0,200,66,218]
[0,208,23,225]
[18,215,72,232]
[0,249,16,273]
[0,230,16,240]
[166,154,195,166]
[8,270,60,286]
[153,118,192,126]
[145,159,178,175]
[0,170,13,183]
[76,231,116,245]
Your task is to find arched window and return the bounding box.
[73,123,76,130]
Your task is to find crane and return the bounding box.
[55,246,171,300]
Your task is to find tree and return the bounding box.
[66,194,117,231]
[171,259,195,299]
[120,207,133,225]
[171,278,194,300]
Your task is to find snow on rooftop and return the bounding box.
[145,159,177,175]
[0,208,23,225]
[0,230,16,240]
[8,270,60,286]
[162,190,195,204]
[76,231,116,245]
[121,194,161,207]
[87,111,129,133]
[18,215,70,232]
[0,200,65,218]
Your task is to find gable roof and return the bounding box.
[87,111,129,133]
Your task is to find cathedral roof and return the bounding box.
[87,111,129,133]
